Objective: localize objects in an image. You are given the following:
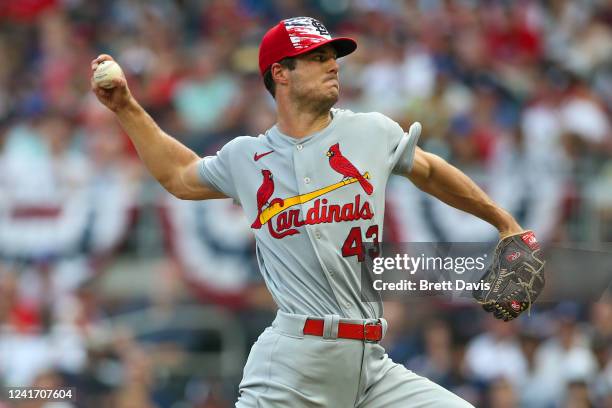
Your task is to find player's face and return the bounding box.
[288,45,340,109]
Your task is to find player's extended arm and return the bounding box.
[90,54,226,201]
[405,147,522,238]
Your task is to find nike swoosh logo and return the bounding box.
[254,150,274,161]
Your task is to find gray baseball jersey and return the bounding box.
[198,108,419,319]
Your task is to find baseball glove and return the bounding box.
[473,230,545,321]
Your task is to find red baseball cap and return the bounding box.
[259,17,357,76]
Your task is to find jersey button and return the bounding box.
[345,302,352,309]
[296,144,303,151]
[314,230,321,239]
[304,177,311,184]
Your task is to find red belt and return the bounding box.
[303,319,383,342]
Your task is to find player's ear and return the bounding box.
[271,62,289,86]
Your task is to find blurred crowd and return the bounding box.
[0,0,611,407]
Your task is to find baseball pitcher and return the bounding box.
[91,17,544,408]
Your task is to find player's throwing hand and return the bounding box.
[90,54,132,113]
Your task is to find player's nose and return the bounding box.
[327,57,339,74]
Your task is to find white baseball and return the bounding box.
[93,60,124,89]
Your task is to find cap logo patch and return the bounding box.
[284,17,331,50]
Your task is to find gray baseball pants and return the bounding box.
[236,310,474,407]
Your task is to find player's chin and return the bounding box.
[307,87,338,109]
[321,87,339,104]
[320,93,338,110]
[327,82,339,95]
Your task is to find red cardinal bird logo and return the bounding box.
[326,143,373,195]
[251,170,284,229]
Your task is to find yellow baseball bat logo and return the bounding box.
[258,172,370,226]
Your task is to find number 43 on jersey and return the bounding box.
[342,225,380,262]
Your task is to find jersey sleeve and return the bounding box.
[380,114,420,175]
[197,140,239,201]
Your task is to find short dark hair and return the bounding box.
[263,57,297,98]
